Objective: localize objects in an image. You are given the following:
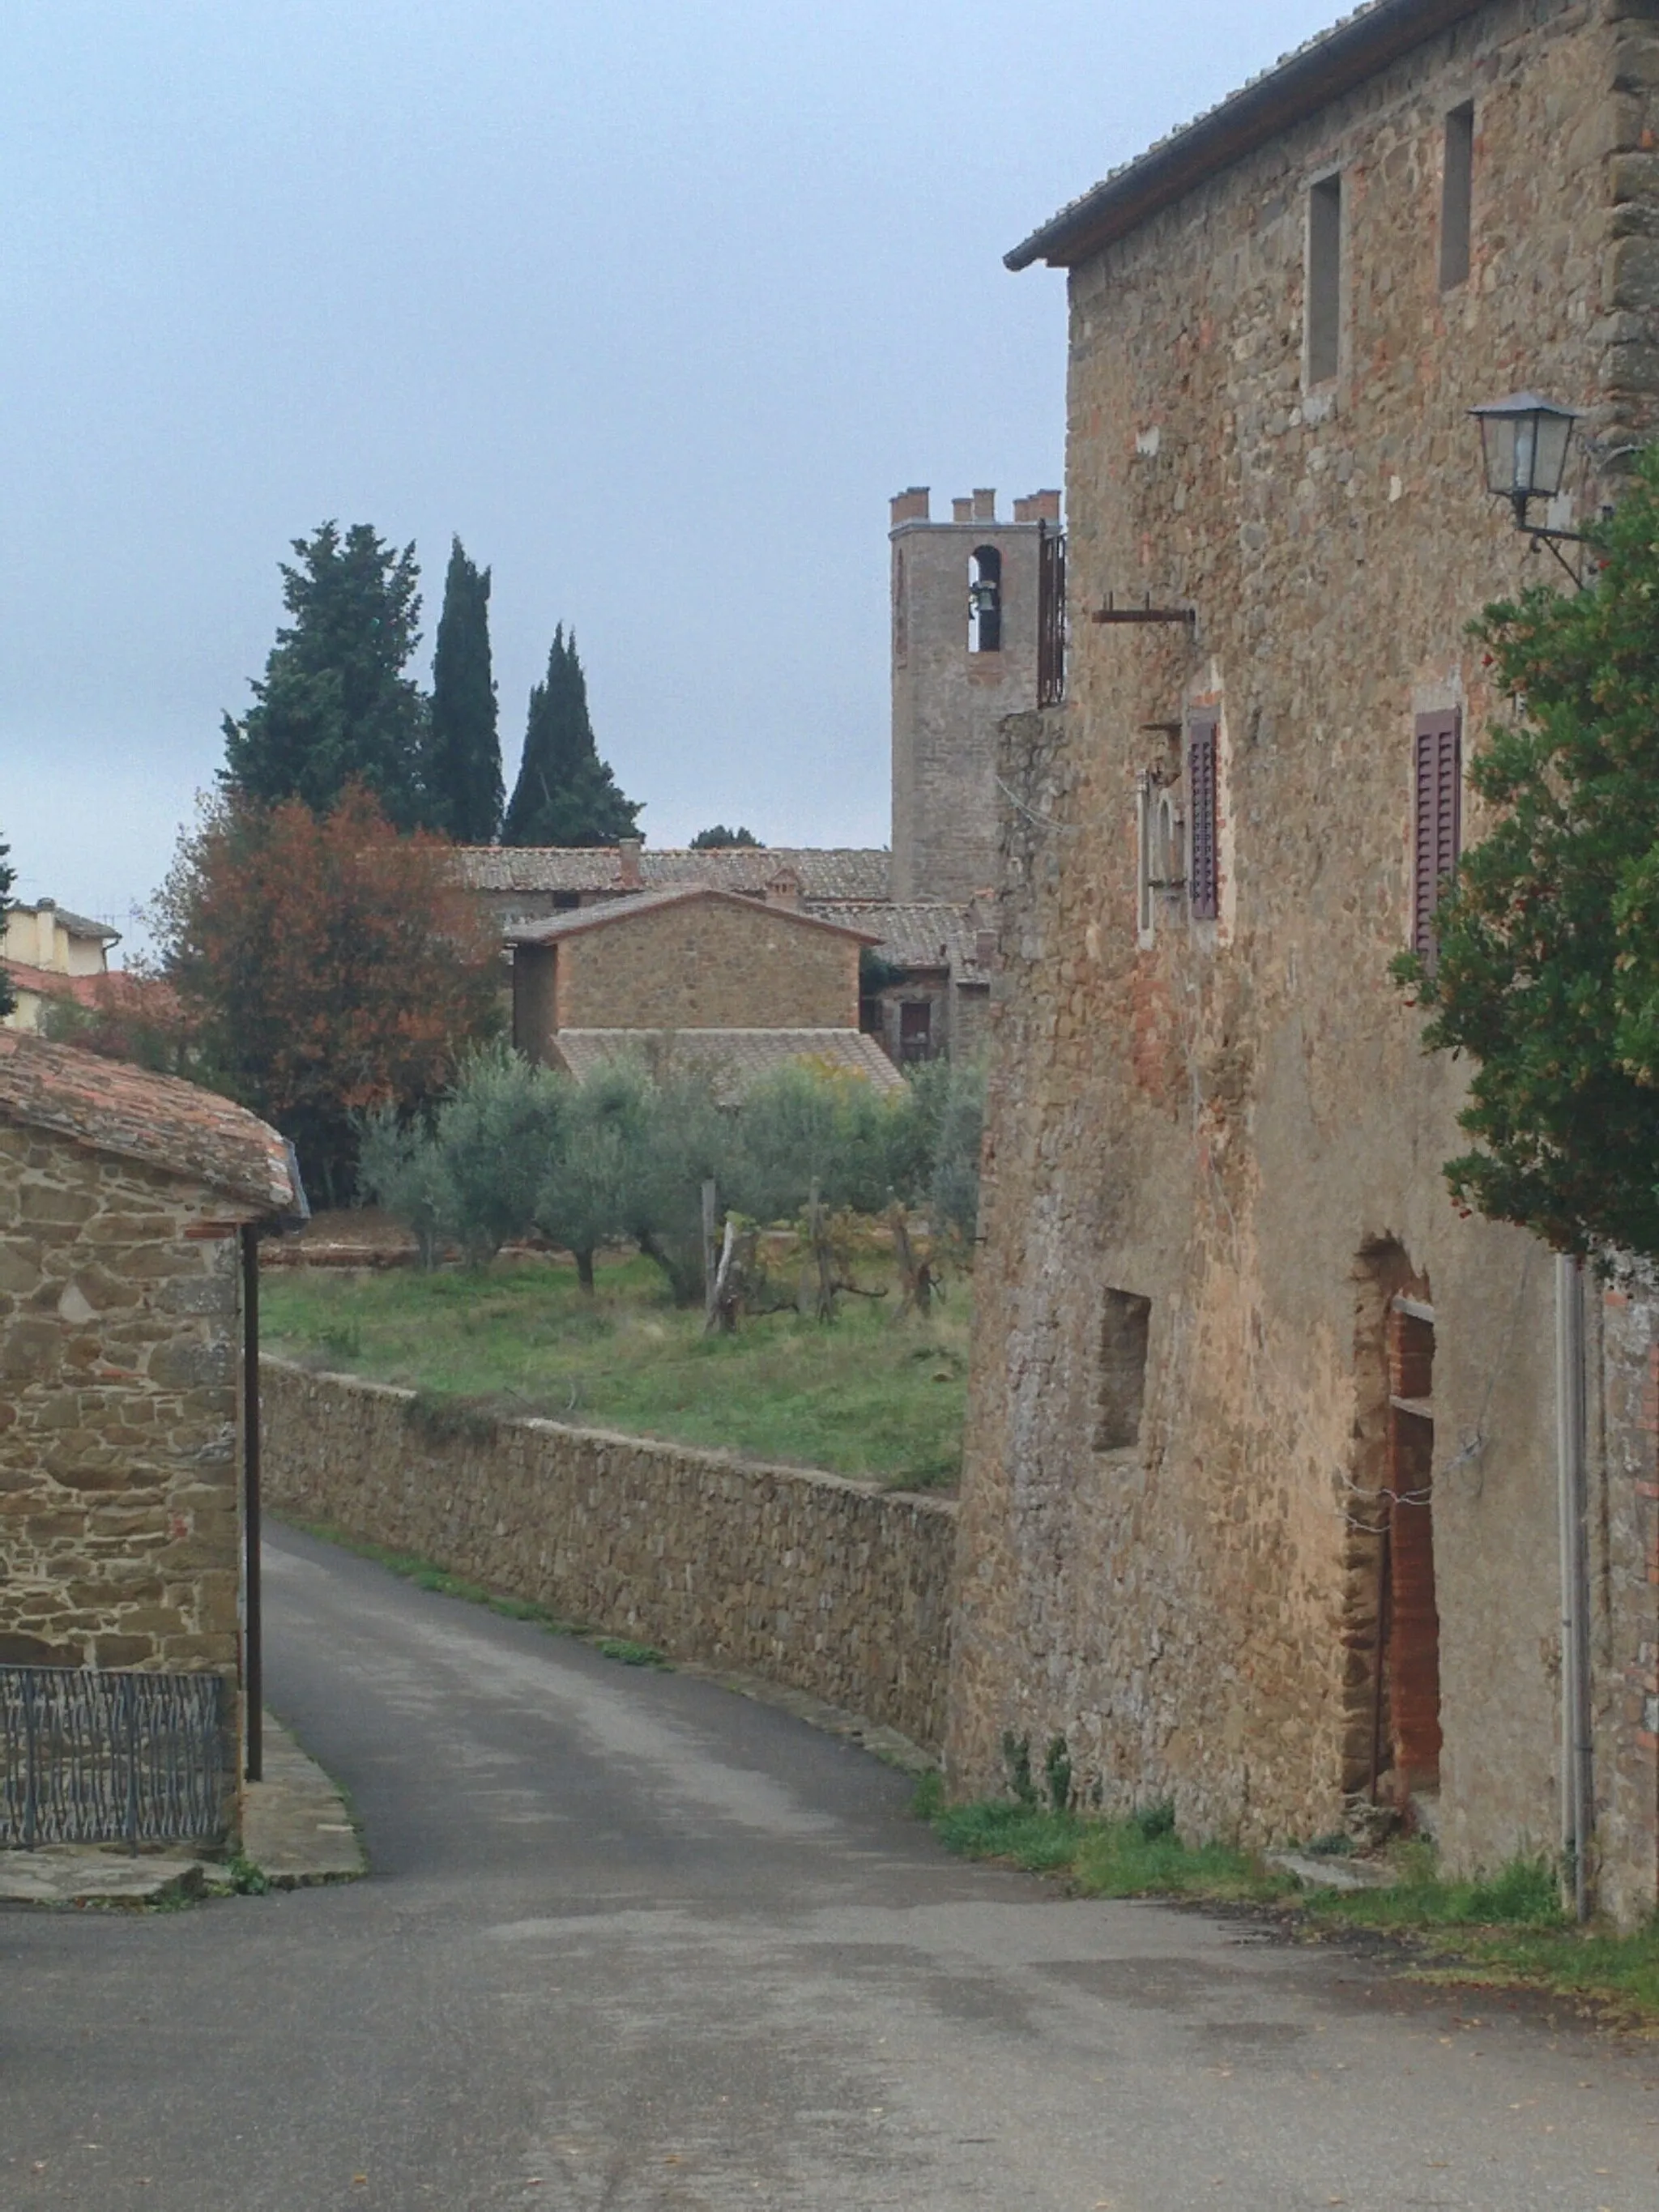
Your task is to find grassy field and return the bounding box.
[261,1250,970,1490]
[914,1784,1659,2023]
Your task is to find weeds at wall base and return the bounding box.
[281,1519,672,1670]
[913,1784,1659,2024]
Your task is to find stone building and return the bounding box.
[0,1034,296,1839]
[889,486,1060,902]
[949,0,1659,1922]
[510,882,902,1098]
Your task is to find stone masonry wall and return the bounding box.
[1594,1275,1659,1929]
[0,1132,246,1682]
[556,899,859,1033]
[262,1360,956,1751]
[949,0,1659,1920]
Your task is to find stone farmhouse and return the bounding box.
[454,484,1061,1068]
[948,0,1659,1924]
[0,1033,296,1848]
[510,880,902,1100]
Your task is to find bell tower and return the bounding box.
[889,485,1060,902]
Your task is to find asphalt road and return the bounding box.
[3,1524,1657,2211]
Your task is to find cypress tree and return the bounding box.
[502,628,641,846]
[221,522,433,829]
[427,538,502,842]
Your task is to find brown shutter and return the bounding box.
[1412,710,1461,961]
[1188,714,1219,920]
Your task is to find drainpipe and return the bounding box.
[241,1224,262,1786]
[1555,1252,1591,1920]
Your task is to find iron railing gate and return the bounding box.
[0,1666,228,1850]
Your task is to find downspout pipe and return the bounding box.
[241,1222,262,1786]
[1555,1253,1592,1920]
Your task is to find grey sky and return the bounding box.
[2,1,1339,953]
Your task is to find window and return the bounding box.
[1306,172,1342,384]
[898,1000,933,1063]
[1412,710,1461,961]
[1439,103,1473,291]
[968,546,1002,653]
[1187,713,1219,922]
[893,550,907,664]
[1095,1289,1152,1450]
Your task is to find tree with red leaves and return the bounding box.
[153,783,501,1201]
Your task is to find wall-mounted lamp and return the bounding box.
[1469,391,1586,578]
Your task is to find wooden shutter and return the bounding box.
[1188,714,1219,921]
[1412,710,1461,961]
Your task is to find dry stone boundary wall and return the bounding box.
[261,1359,955,1751]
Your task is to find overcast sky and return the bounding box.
[2,0,1340,955]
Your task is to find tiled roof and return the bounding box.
[4,965,181,1019]
[506,885,882,947]
[454,845,892,903]
[831,902,987,978]
[0,1031,295,1213]
[1007,0,1482,270]
[13,902,121,944]
[552,1029,906,1102]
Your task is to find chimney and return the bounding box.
[617,837,642,890]
[1012,488,1063,525]
[952,497,974,523]
[972,488,996,523]
[765,865,801,911]
[889,486,930,526]
[975,927,997,970]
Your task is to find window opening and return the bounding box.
[893,550,907,665]
[1187,714,1219,921]
[1307,173,1342,384]
[969,546,1002,654]
[898,1000,933,1063]
[1439,103,1473,292]
[1412,710,1461,963]
[1095,1289,1152,1451]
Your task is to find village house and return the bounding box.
[453,484,1056,1066]
[509,878,903,1099]
[948,0,1659,1924]
[2,898,120,1033]
[0,1033,296,1849]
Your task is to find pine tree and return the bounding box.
[689,825,761,849]
[502,628,641,846]
[221,522,433,829]
[0,829,15,1019]
[427,538,502,842]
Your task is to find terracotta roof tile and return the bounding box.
[552,1028,906,1102]
[0,1032,295,1213]
[454,845,892,902]
[830,902,987,978]
[506,884,882,946]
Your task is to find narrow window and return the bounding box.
[1095,1288,1152,1451]
[1188,713,1219,922]
[969,546,1002,654]
[1307,173,1342,384]
[1439,103,1473,292]
[898,1000,933,1063]
[1412,710,1461,961]
[1137,776,1155,939]
[893,549,907,664]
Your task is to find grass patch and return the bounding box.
[594,1638,670,1669]
[919,1790,1294,1903]
[915,1786,1659,2022]
[262,1249,969,1489]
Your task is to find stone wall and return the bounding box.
[262,1361,956,1751]
[0,1132,246,1684]
[554,897,860,1034]
[949,0,1659,1920]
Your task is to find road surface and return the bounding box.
[2,1522,1655,2209]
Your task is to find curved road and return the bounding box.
[3,1523,1656,2209]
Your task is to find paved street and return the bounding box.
[2,1524,1657,2211]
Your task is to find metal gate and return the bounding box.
[0,1666,228,1850]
